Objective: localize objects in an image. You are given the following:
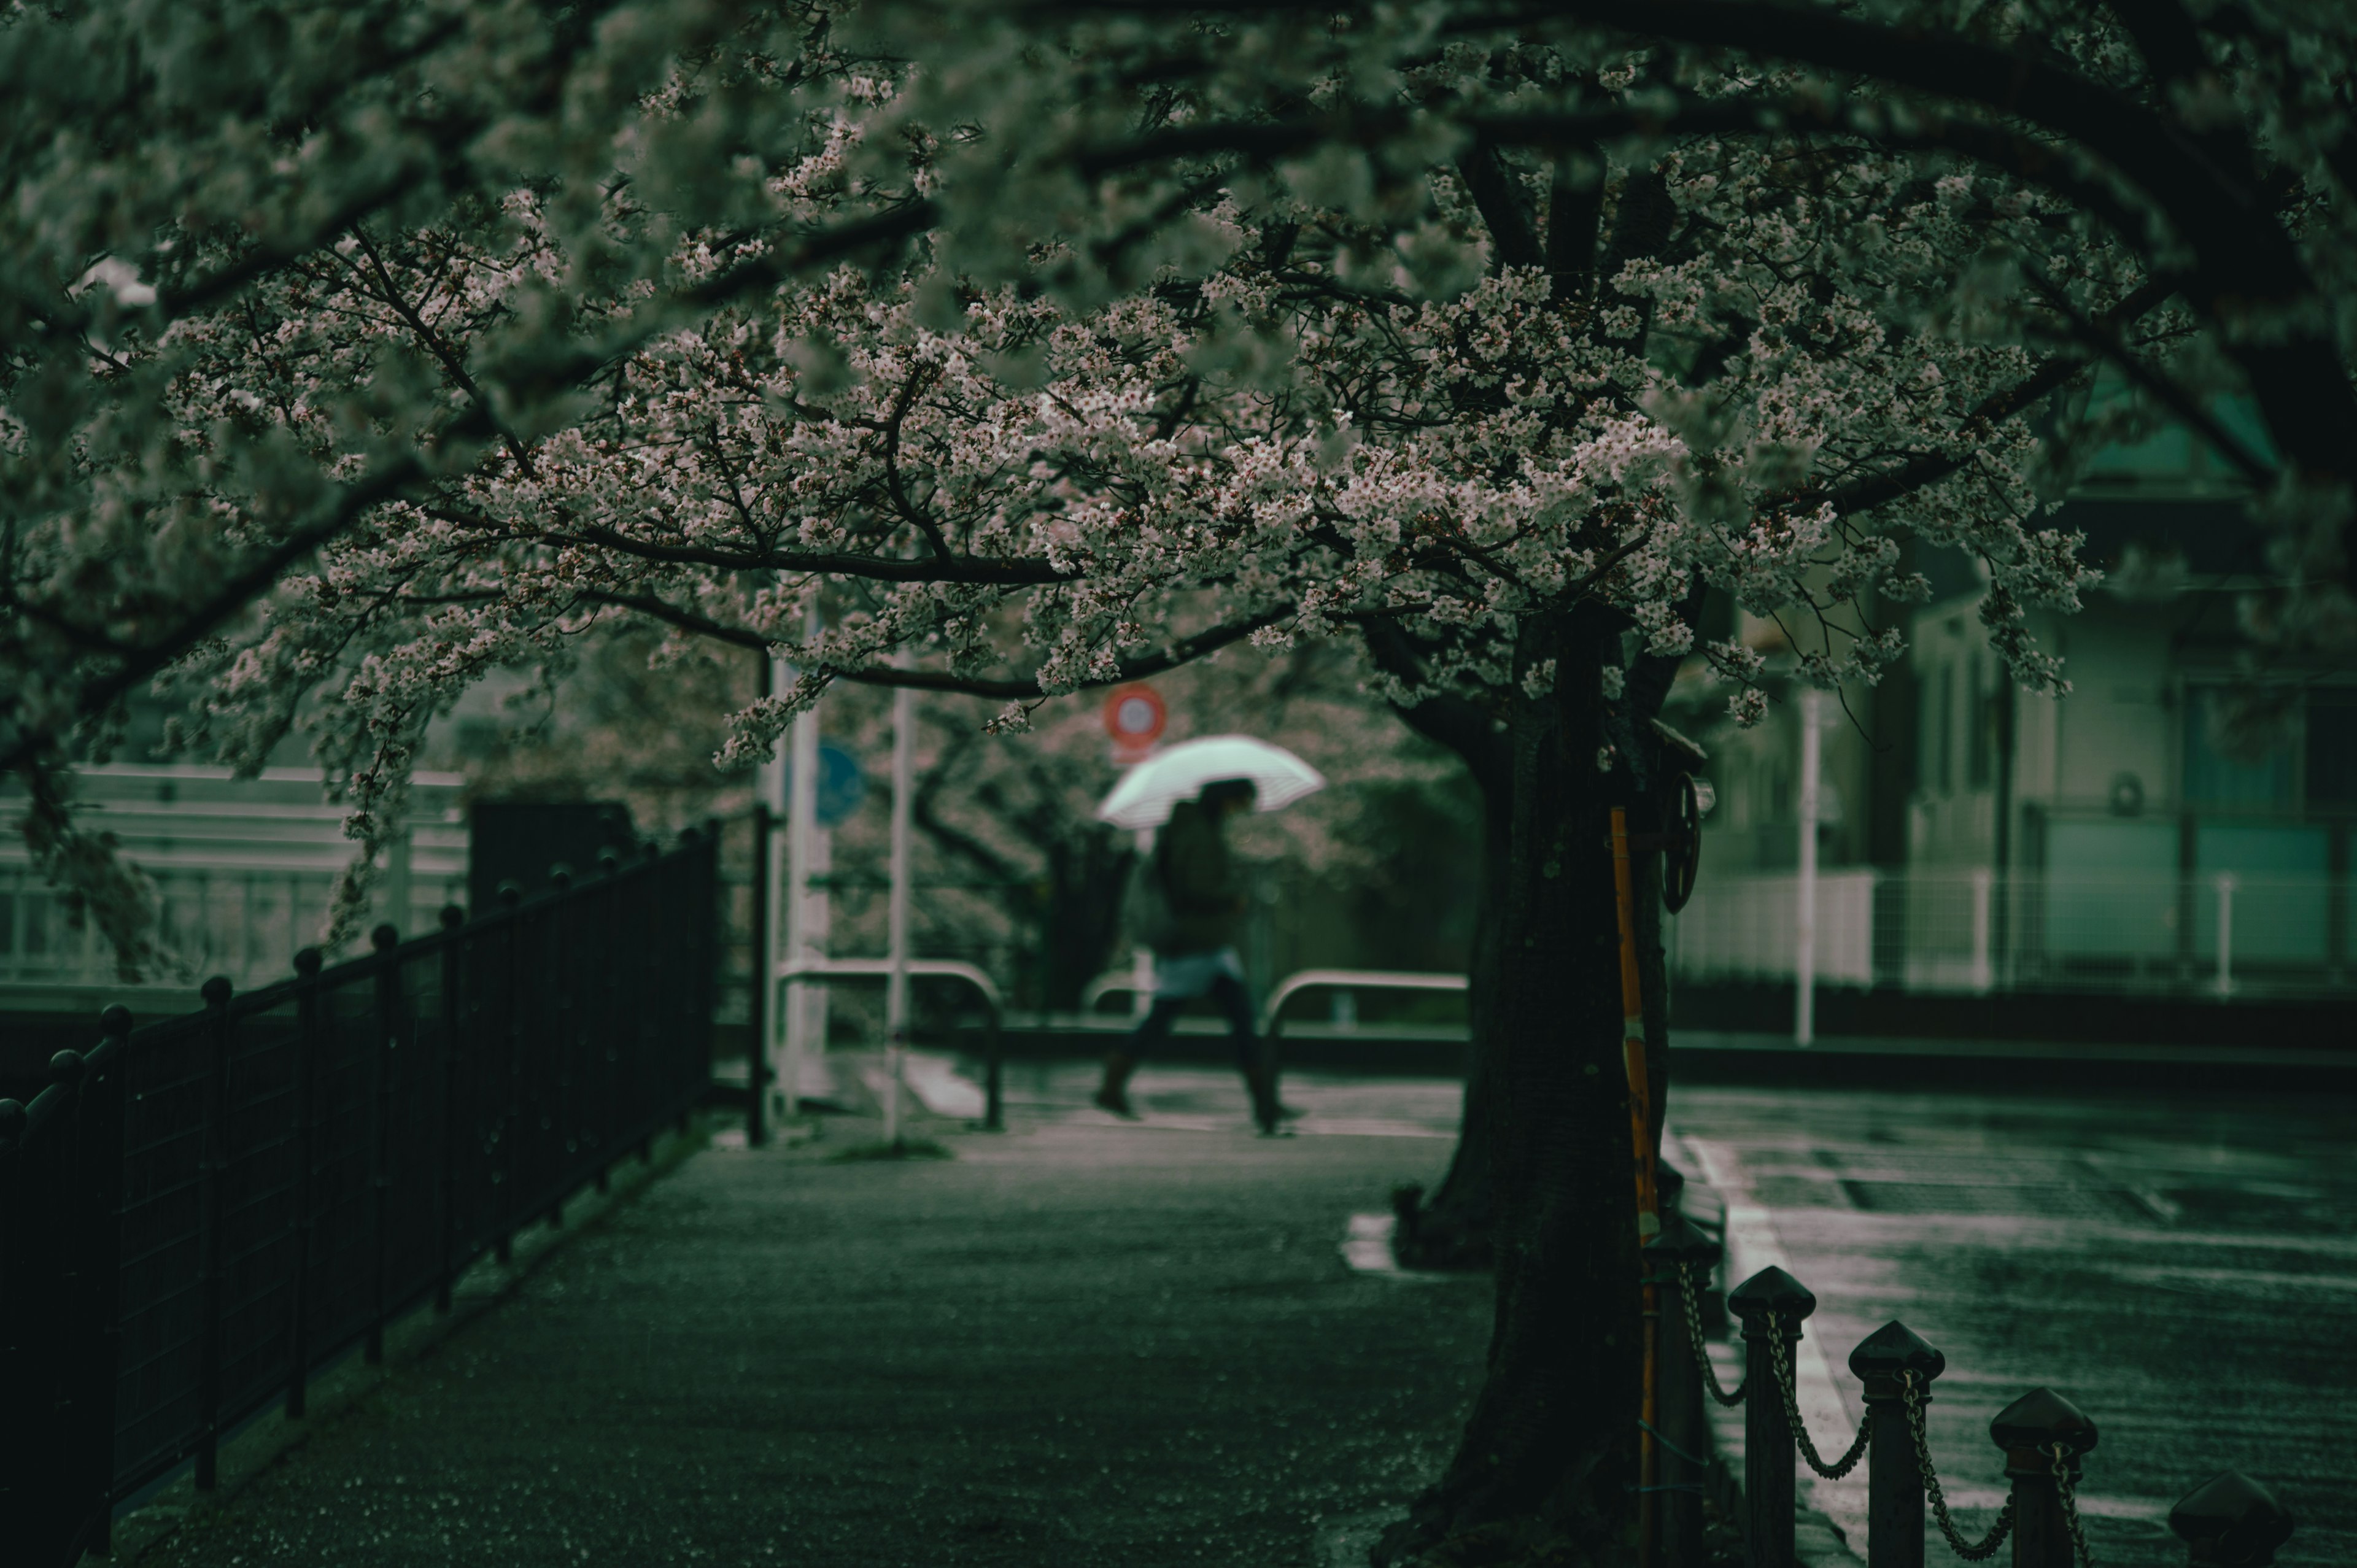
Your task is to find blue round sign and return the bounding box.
[794,744,864,826]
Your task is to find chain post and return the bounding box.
[284,948,324,1418]
[1990,1388,2099,1568]
[1646,1210,1723,1568]
[2167,1470,2294,1566]
[1728,1265,1816,1568]
[1849,1321,1946,1568]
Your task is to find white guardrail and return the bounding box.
[0,766,466,994]
[1670,868,2352,997]
[1081,961,1469,1037]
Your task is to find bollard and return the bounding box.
[1728,1266,1816,1568]
[1646,1210,1723,1568]
[1989,1388,2097,1568]
[1849,1321,1945,1568]
[2169,1470,2294,1565]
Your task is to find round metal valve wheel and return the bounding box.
[1662,771,1704,913]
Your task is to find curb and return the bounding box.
[84,1113,719,1567]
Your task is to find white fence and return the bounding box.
[1669,868,2351,997]
[0,766,466,995]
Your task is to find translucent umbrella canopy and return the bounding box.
[1095,735,1327,828]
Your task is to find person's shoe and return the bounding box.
[1242,1066,1301,1135]
[1094,1051,1142,1119]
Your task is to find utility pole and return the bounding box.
[780,617,821,1124]
[1795,686,1823,1045]
[883,678,914,1145]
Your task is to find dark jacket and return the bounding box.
[1155,801,1244,954]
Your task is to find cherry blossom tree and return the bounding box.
[10,4,2355,1564]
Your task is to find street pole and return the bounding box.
[781,625,820,1122]
[884,678,914,1145]
[751,659,783,1147]
[1795,686,1822,1046]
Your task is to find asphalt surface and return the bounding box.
[1671,1084,2356,1566]
[128,1065,1489,1568]
[120,1062,2354,1567]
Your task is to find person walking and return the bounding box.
[1096,778,1295,1134]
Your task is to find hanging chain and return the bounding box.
[2051,1442,2096,1568]
[1671,1263,1747,1406]
[1903,1372,2014,1561]
[1762,1313,1873,1478]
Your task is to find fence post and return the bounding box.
[1647,1210,1722,1568]
[435,905,465,1313]
[0,1095,28,1531]
[594,849,621,1192]
[1990,1388,2098,1568]
[1728,1266,1816,1568]
[193,976,234,1489]
[546,865,573,1231]
[285,948,324,1418]
[1849,1321,1945,1568]
[493,882,520,1265]
[367,925,400,1363]
[2168,1469,2294,1564]
[80,1008,133,1556]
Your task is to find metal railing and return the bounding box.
[0,832,721,1568]
[1259,968,1467,1040]
[1078,964,1470,1040]
[1648,1213,2299,1567]
[775,956,1005,1129]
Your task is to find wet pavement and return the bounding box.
[1670,1084,2357,1566]
[123,1068,1490,1568]
[112,1060,2353,1567]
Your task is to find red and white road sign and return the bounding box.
[1102,682,1166,764]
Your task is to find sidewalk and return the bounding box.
[125,1077,1492,1568]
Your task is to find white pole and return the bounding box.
[2214,872,2236,997]
[1968,867,1994,994]
[1794,687,1822,1045]
[780,669,819,1119]
[884,681,915,1143]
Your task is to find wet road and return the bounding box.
[1002,1059,2355,1559]
[1668,1084,2356,1566]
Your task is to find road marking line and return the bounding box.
[1681,1132,1870,1562]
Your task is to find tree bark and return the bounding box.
[1393,770,1510,1269]
[1374,608,1647,1568]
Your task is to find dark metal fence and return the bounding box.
[1646,1208,2299,1568]
[0,831,720,1568]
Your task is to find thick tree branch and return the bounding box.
[1812,272,2180,518]
[1455,137,1547,273]
[832,604,1301,699]
[552,526,1078,585]
[1,455,428,773]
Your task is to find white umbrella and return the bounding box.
[1096,735,1327,828]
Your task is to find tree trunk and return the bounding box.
[1374,609,1647,1568]
[1393,770,1509,1269]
